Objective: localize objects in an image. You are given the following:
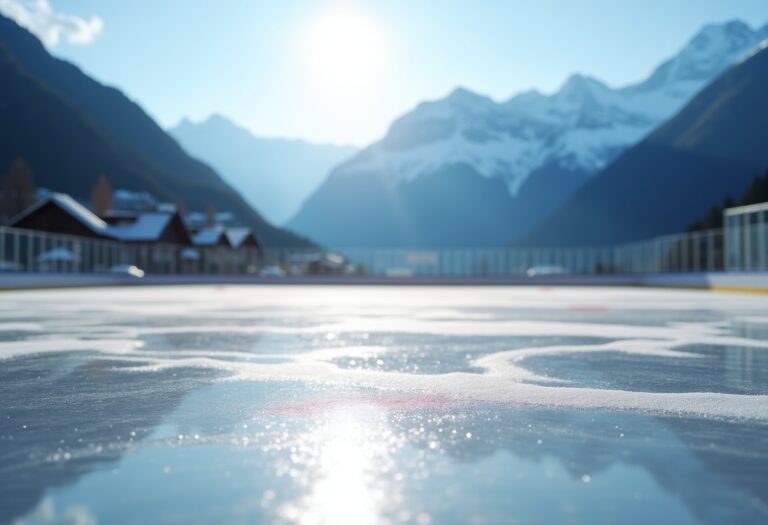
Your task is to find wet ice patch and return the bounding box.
[1,286,767,421]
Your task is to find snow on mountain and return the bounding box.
[289,20,768,248]
[336,20,768,196]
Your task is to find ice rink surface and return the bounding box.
[1,285,767,524]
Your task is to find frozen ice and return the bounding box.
[0,285,766,524]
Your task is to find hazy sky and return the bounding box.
[7,0,767,146]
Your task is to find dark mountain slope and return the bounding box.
[688,171,768,231]
[0,15,306,246]
[520,45,768,246]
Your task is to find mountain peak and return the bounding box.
[688,19,756,54]
[559,74,606,92]
[174,114,256,140]
[443,86,496,108]
[202,113,236,127]
[553,74,610,107]
[630,18,764,94]
[447,86,478,100]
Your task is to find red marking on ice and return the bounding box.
[268,393,455,416]
[568,305,610,312]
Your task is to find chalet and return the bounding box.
[108,212,193,273]
[10,192,111,239]
[8,192,264,275]
[225,228,260,250]
[192,227,234,273]
[108,212,192,245]
[225,228,262,273]
[10,193,191,246]
[192,227,232,248]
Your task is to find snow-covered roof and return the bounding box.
[192,227,230,247]
[11,193,109,235]
[52,194,109,232]
[224,227,259,249]
[107,213,173,242]
[10,192,194,245]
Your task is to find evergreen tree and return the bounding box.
[688,169,768,231]
[739,171,768,205]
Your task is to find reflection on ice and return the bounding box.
[0,286,767,524]
[278,409,392,525]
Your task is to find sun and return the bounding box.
[302,8,390,94]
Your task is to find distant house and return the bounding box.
[185,211,208,231]
[215,212,237,227]
[185,211,239,231]
[287,252,345,275]
[192,227,234,273]
[112,189,159,212]
[10,193,194,273]
[107,211,193,273]
[9,192,264,275]
[225,227,262,273]
[192,227,231,248]
[108,212,192,245]
[10,192,111,239]
[11,193,192,245]
[224,228,260,250]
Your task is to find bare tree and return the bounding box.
[90,174,113,216]
[205,204,217,227]
[0,158,36,221]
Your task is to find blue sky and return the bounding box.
[10,0,768,145]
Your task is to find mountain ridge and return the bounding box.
[170,114,357,225]
[519,44,768,246]
[288,19,768,248]
[0,14,308,246]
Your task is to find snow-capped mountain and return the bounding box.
[523,43,768,246]
[289,20,768,248]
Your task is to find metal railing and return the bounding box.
[350,228,725,276]
[0,226,259,275]
[726,219,768,271]
[0,224,764,276]
[267,229,730,277]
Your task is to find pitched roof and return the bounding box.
[224,227,261,249]
[10,192,108,235]
[107,212,173,242]
[11,193,194,244]
[192,227,231,247]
